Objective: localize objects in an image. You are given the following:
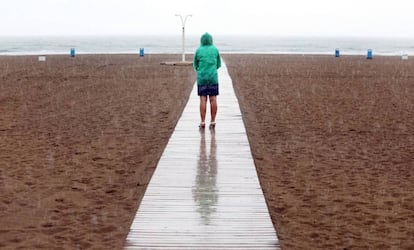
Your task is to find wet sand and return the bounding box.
[0,54,195,249]
[224,54,414,249]
[2,54,414,250]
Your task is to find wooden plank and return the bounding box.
[124,61,280,249]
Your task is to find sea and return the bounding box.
[0,35,413,56]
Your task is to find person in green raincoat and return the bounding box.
[193,32,221,129]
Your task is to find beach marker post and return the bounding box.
[367,49,373,59]
[335,48,340,57]
[139,48,144,57]
[175,14,192,62]
[70,48,75,57]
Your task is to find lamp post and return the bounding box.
[175,14,192,62]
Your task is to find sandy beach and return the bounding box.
[1,54,414,250]
[0,54,195,249]
[224,54,414,249]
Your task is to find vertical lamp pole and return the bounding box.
[175,14,192,62]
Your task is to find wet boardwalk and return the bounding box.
[124,62,280,249]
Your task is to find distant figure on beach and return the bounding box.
[193,32,221,129]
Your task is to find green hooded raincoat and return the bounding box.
[193,33,221,85]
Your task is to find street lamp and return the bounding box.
[175,14,192,62]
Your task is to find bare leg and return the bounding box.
[209,95,217,123]
[200,96,207,124]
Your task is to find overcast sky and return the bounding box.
[2,0,414,37]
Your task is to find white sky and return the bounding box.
[1,0,414,37]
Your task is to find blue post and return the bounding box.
[367,49,373,59]
[335,48,340,57]
[70,48,75,57]
[139,48,144,57]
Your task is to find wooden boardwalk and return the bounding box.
[124,62,280,249]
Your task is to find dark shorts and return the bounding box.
[197,84,219,96]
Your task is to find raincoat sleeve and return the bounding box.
[193,51,199,71]
[217,52,221,69]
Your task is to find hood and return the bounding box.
[200,33,213,46]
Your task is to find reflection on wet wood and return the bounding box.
[125,62,280,249]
